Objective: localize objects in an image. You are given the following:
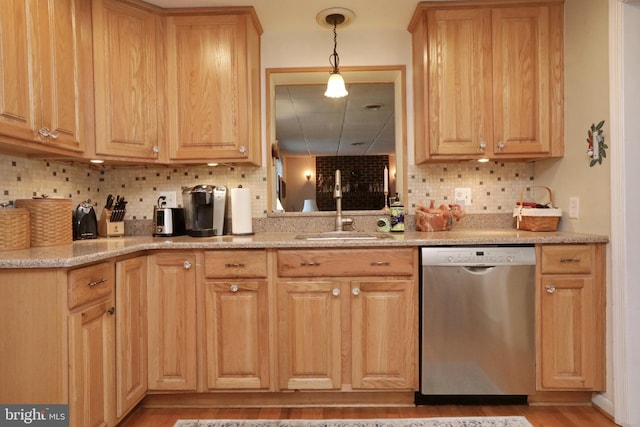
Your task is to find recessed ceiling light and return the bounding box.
[363,104,383,111]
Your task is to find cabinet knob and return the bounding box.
[152,146,159,154]
[497,141,505,151]
[545,284,556,294]
[352,287,360,296]
[49,130,59,139]
[184,261,192,269]
[230,284,239,293]
[239,145,247,154]
[479,141,487,151]
[38,127,51,137]
[107,307,116,315]
[332,288,341,297]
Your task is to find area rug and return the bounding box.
[173,417,533,427]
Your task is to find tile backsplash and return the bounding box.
[0,153,534,219]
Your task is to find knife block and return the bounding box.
[98,209,125,237]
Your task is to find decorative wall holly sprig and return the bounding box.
[587,120,607,167]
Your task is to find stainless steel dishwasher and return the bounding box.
[419,245,536,400]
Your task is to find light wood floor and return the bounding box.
[119,405,619,427]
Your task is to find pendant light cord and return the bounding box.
[329,19,340,73]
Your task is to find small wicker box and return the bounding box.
[15,197,73,247]
[513,186,562,232]
[0,204,30,251]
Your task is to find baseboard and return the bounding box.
[141,391,416,408]
[592,393,615,421]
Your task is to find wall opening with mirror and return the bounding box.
[266,66,406,214]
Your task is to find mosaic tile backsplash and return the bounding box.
[0,153,534,220]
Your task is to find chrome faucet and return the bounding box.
[334,169,353,231]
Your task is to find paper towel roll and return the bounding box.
[230,187,253,235]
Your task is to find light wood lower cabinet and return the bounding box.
[115,257,148,419]
[67,261,116,427]
[276,248,418,391]
[536,244,605,391]
[147,252,197,391]
[201,249,270,390]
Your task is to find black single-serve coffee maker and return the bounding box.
[182,185,226,237]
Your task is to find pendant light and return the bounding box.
[323,13,348,98]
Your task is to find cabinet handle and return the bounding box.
[332,288,341,297]
[184,261,192,269]
[152,146,159,154]
[479,141,487,152]
[88,278,107,287]
[107,307,116,315]
[38,127,50,137]
[49,130,58,139]
[560,257,581,263]
[239,145,247,154]
[300,261,320,266]
[370,261,390,266]
[230,284,239,293]
[352,287,360,296]
[497,141,505,151]
[225,263,246,268]
[545,284,556,294]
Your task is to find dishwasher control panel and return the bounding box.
[421,246,536,266]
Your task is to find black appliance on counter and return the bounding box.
[182,185,227,237]
[73,200,98,240]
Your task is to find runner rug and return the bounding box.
[173,417,533,427]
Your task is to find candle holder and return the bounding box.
[383,191,390,212]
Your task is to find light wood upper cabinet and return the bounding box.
[409,0,564,162]
[164,9,262,165]
[536,244,605,391]
[91,0,162,161]
[0,0,93,154]
[115,257,148,419]
[147,252,198,391]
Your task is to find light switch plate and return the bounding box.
[569,196,579,219]
[454,188,472,206]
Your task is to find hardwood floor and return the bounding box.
[119,405,619,427]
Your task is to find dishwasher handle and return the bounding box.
[461,265,496,275]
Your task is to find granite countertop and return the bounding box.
[0,230,609,269]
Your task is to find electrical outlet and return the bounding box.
[569,196,580,219]
[454,188,472,206]
[158,191,177,207]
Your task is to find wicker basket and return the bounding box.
[15,197,73,247]
[513,186,562,232]
[0,204,30,251]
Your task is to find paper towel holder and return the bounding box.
[230,185,255,236]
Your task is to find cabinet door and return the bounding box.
[351,280,417,389]
[203,280,269,389]
[277,281,342,390]
[36,0,90,152]
[426,8,493,157]
[539,276,598,389]
[69,299,116,427]
[115,257,147,418]
[165,14,259,163]
[147,253,197,390]
[0,0,38,141]
[492,5,555,156]
[92,0,161,160]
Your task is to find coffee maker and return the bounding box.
[182,185,227,237]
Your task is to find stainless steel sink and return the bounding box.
[295,231,393,240]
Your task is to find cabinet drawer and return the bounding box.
[540,245,593,274]
[68,262,114,309]
[277,248,414,277]
[204,250,267,278]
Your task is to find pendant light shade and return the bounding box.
[323,13,348,98]
[325,73,348,98]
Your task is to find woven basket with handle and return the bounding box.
[513,186,562,232]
